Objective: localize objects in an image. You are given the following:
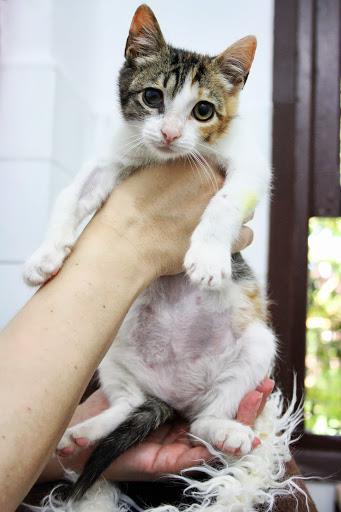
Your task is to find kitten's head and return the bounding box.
[119,4,256,160]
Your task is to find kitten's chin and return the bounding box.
[147,142,189,161]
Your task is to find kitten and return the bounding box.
[23,4,276,503]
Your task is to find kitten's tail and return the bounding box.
[62,397,174,502]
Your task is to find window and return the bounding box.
[305,218,341,436]
[269,0,341,477]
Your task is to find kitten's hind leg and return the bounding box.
[57,396,144,456]
[190,321,276,454]
[23,161,117,286]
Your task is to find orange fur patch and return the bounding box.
[199,86,240,144]
[233,281,269,334]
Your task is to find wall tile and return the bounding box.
[0,161,50,261]
[0,161,70,261]
[53,70,96,176]
[0,65,55,160]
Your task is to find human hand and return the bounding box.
[104,377,274,480]
[95,162,252,280]
[53,378,274,481]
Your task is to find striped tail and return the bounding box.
[64,397,174,502]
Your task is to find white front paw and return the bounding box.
[184,243,231,290]
[191,418,255,455]
[23,243,71,286]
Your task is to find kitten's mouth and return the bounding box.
[153,142,187,157]
[156,144,175,153]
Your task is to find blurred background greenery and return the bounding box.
[305,217,341,435]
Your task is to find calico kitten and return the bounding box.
[23,4,276,504]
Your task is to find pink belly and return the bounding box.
[126,274,236,410]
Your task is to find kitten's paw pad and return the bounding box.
[184,245,231,290]
[57,420,104,455]
[23,244,71,286]
[191,419,255,455]
[215,423,255,455]
[57,428,92,456]
[56,431,77,456]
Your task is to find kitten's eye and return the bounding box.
[192,101,215,122]
[143,88,163,108]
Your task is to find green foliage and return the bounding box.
[305,218,341,435]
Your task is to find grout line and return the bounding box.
[0,260,24,265]
[0,157,74,177]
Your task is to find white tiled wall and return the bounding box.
[0,161,51,260]
[0,64,55,160]
[0,0,275,328]
[0,0,98,326]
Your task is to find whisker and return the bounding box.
[190,151,212,187]
[119,139,144,160]
[189,152,209,186]
[187,153,204,186]
[190,151,214,190]
[124,132,142,139]
[193,149,219,192]
[121,137,142,147]
[196,141,222,158]
[119,139,143,154]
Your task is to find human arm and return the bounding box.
[0,161,231,511]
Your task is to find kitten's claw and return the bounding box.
[23,243,71,286]
[184,244,232,290]
[191,418,255,455]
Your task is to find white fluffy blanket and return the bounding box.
[27,387,308,512]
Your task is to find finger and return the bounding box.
[236,390,263,426]
[252,436,261,449]
[256,377,274,393]
[231,226,254,253]
[256,378,275,415]
[160,423,189,445]
[175,446,211,470]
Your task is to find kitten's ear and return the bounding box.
[125,4,166,60]
[215,36,257,87]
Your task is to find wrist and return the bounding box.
[70,219,155,297]
[89,188,161,284]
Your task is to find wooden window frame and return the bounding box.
[269,0,341,478]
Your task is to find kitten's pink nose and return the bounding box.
[161,128,181,145]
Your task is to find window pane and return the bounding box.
[305,217,341,435]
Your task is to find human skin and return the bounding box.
[0,161,254,511]
[39,378,274,483]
